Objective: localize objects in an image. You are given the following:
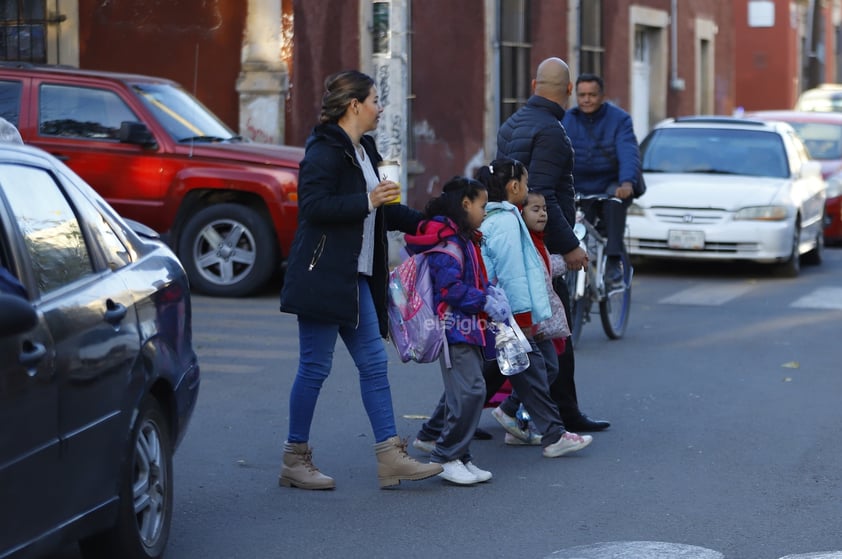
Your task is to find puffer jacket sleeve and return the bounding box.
[530,126,580,256]
[427,252,485,315]
[614,110,641,186]
[481,212,532,316]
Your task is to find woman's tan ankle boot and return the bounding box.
[374,436,443,488]
[279,442,335,490]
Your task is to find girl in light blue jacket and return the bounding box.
[475,158,592,458]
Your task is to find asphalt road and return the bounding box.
[49,248,842,559]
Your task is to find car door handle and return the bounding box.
[104,299,128,326]
[50,153,70,161]
[19,340,47,367]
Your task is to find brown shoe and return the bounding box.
[374,436,443,488]
[279,441,335,490]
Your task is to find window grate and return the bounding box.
[0,0,47,63]
[580,0,603,76]
[499,0,531,123]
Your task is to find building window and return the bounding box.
[580,0,603,76]
[0,0,47,63]
[499,0,531,122]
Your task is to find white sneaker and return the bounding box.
[491,407,530,441]
[437,460,479,485]
[411,437,435,454]
[463,461,492,482]
[504,431,543,446]
[542,431,593,458]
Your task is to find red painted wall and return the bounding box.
[823,3,837,84]
[735,0,798,111]
[287,0,362,147]
[409,0,487,209]
[79,0,246,130]
[530,1,570,69]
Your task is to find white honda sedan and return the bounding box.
[628,116,826,277]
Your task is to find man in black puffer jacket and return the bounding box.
[497,57,610,433]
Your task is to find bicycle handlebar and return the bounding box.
[574,193,624,204]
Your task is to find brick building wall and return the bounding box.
[79,0,247,130]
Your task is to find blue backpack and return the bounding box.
[387,241,463,366]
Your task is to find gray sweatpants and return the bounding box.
[419,339,566,450]
[491,338,566,446]
[425,344,486,464]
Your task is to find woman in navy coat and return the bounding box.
[279,70,442,490]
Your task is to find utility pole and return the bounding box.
[371,0,409,203]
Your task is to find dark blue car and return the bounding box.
[0,142,200,559]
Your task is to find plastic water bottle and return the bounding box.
[494,322,530,376]
[388,276,407,310]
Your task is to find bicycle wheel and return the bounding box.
[565,270,588,347]
[599,251,632,339]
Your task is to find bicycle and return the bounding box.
[563,193,633,347]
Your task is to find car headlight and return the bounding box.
[826,176,842,199]
[733,206,789,221]
[628,202,645,216]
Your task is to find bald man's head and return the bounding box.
[533,57,572,106]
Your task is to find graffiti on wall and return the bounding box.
[245,116,275,144]
[374,63,402,161]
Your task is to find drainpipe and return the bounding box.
[670,0,685,90]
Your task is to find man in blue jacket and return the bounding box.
[497,57,609,433]
[562,74,642,288]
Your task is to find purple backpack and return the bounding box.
[387,241,463,365]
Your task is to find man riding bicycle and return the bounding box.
[562,74,642,289]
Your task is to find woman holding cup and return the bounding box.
[279,70,441,490]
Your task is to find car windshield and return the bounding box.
[784,121,842,160]
[130,83,239,143]
[641,127,789,178]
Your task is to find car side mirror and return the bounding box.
[0,294,37,337]
[119,121,158,149]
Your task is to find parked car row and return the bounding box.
[1,137,199,558]
[744,110,842,244]
[0,62,304,298]
[630,116,826,277]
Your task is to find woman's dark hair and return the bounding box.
[320,70,375,124]
[423,176,487,237]
[474,158,527,202]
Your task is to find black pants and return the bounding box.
[548,276,581,423]
[588,194,632,257]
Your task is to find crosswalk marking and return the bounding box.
[546,541,724,558]
[545,541,842,559]
[779,553,842,558]
[659,283,753,305]
[654,283,842,309]
[790,287,842,310]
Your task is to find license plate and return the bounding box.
[668,230,704,250]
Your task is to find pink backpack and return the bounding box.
[387,241,463,365]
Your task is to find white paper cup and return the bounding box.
[378,160,401,204]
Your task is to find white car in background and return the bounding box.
[629,116,826,277]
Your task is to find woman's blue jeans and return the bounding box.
[287,276,397,444]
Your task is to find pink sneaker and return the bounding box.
[542,431,593,458]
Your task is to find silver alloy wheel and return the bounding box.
[134,417,167,548]
[192,218,257,286]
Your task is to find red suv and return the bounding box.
[0,62,303,296]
